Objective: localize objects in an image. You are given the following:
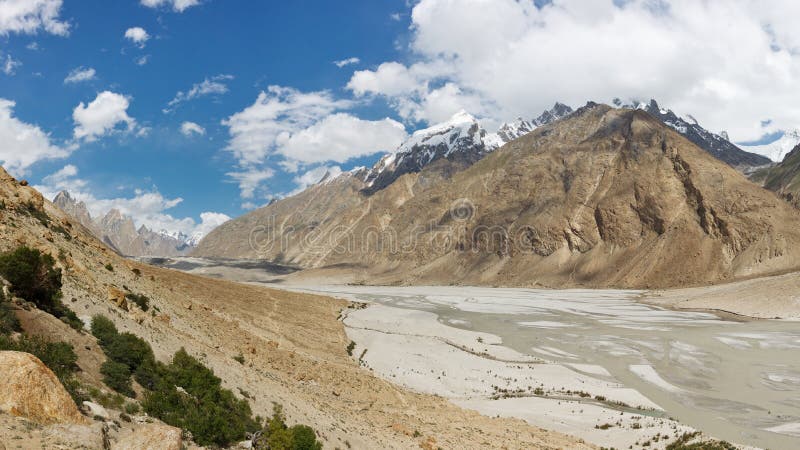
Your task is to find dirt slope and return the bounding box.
[0,167,589,448]
[196,104,800,289]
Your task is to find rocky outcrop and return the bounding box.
[0,351,87,425]
[112,423,182,450]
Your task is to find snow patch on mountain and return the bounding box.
[740,130,800,162]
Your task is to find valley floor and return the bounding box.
[149,257,800,450]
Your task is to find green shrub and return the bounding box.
[142,348,259,447]
[125,293,150,311]
[91,315,155,397]
[0,246,81,331]
[21,202,51,227]
[0,333,84,404]
[105,263,114,272]
[101,360,134,397]
[0,290,20,335]
[0,246,62,309]
[254,404,322,450]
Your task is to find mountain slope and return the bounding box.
[0,169,586,448]
[750,143,800,207]
[619,99,771,169]
[196,103,800,288]
[53,191,192,257]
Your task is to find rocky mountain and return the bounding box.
[362,104,575,195]
[741,130,800,163]
[616,99,771,170]
[195,103,800,289]
[53,191,192,257]
[750,143,800,207]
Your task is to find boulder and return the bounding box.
[82,401,110,421]
[0,351,86,425]
[112,423,182,450]
[107,287,128,311]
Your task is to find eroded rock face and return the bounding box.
[0,351,86,425]
[112,423,182,450]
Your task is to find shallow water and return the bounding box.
[297,285,800,450]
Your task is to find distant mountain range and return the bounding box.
[741,130,800,163]
[53,191,197,257]
[194,102,800,289]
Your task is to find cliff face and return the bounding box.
[195,104,800,289]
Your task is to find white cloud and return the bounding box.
[288,165,342,196]
[165,74,232,112]
[226,168,275,199]
[180,121,205,136]
[350,0,800,141]
[0,98,70,175]
[124,27,149,46]
[0,0,69,36]
[221,86,407,199]
[36,165,230,238]
[2,54,20,75]
[278,113,407,164]
[64,66,96,84]
[222,85,351,166]
[135,55,150,66]
[334,57,360,68]
[73,91,136,142]
[140,0,200,13]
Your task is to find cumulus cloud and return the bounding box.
[221,86,407,199]
[140,0,200,13]
[180,121,205,136]
[0,0,69,36]
[334,57,360,68]
[226,168,275,200]
[64,66,96,84]
[36,165,230,238]
[278,113,407,164]
[73,91,137,141]
[0,98,70,175]
[2,54,20,75]
[287,165,342,196]
[350,0,800,141]
[124,27,149,46]
[165,74,232,112]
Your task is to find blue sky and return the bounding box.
[0,0,411,235]
[2,0,800,237]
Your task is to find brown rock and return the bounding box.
[107,287,128,311]
[155,314,171,325]
[19,180,28,186]
[0,351,87,425]
[112,423,182,450]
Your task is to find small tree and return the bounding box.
[0,247,62,310]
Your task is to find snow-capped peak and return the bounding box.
[740,129,800,163]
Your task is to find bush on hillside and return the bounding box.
[0,289,20,335]
[254,404,322,450]
[142,348,260,447]
[91,315,155,397]
[0,246,82,330]
[125,292,150,311]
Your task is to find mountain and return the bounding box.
[741,130,800,162]
[616,99,771,170]
[53,191,193,257]
[195,103,800,288]
[750,143,800,207]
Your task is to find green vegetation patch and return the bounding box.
[0,246,82,330]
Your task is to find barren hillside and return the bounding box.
[0,167,588,448]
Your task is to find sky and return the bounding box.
[2,0,800,238]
